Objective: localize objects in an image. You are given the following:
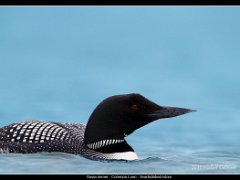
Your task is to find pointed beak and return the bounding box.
[147,106,196,120]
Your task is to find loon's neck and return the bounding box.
[85,139,138,160]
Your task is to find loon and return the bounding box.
[0,93,195,161]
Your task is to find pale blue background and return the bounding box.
[0,6,240,173]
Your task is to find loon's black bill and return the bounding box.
[148,106,196,119]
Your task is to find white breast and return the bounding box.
[104,151,138,161]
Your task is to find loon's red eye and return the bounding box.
[131,104,138,111]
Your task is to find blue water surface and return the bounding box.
[0,6,240,174]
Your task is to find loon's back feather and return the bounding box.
[0,120,137,160]
[0,120,86,154]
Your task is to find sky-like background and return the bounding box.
[1,7,239,123]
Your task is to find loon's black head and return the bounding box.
[84,93,195,145]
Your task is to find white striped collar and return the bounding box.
[87,139,124,150]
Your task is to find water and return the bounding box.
[0,6,240,174]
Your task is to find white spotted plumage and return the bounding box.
[0,120,137,161]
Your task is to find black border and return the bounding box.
[0,174,240,178]
[0,1,240,6]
